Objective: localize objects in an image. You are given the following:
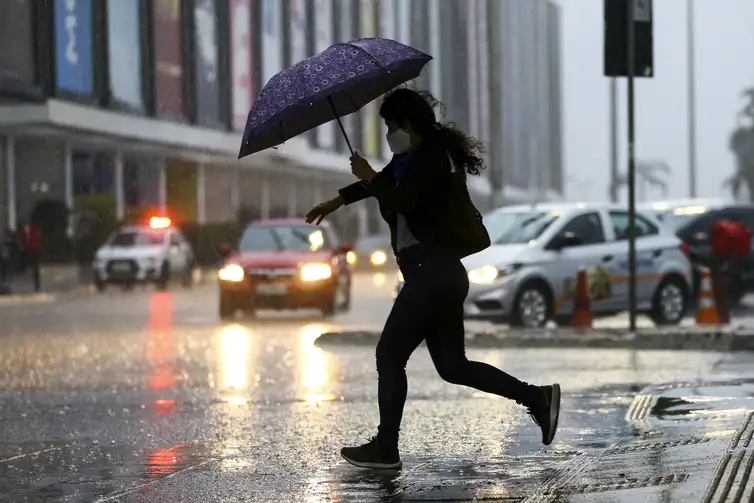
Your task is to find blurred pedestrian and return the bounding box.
[0,228,12,287]
[306,88,561,469]
[19,218,42,292]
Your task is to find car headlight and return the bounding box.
[218,264,245,282]
[300,263,332,281]
[468,265,499,284]
[370,250,388,266]
[346,251,357,265]
[468,264,522,284]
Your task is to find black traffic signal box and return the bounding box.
[604,0,654,78]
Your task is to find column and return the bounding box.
[63,142,73,210]
[5,136,15,230]
[114,151,125,220]
[157,159,167,212]
[196,164,206,224]
[287,177,297,217]
[260,173,270,220]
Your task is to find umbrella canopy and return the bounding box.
[239,38,432,159]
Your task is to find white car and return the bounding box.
[395,203,693,328]
[92,217,195,291]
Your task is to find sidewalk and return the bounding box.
[522,378,754,502]
[0,264,219,297]
[318,325,754,352]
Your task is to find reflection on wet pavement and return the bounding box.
[0,278,751,501]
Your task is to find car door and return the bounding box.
[547,211,615,316]
[607,210,664,303]
[677,210,719,265]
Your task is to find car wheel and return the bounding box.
[156,262,170,291]
[320,288,338,318]
[650,276,688,326]
[338,276,352,312]
[510,280,552,329]
[219,292,238,320]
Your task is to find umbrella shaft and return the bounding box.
[328,96,354,156]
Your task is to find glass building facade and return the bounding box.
[0,0,563,241]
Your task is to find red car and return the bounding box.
[217,219,353,319]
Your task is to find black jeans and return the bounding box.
[376,245,540,444]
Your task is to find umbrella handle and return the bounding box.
[328,96,354,156]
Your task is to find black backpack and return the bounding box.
[442,155,491,258]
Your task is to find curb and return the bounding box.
[0,269,218,304]
[0,292,58,305]
[315,327,754,352]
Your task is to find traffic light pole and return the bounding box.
[626,0,638,332]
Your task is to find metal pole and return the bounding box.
[609,78,619,202]
[687,0,697,197]
[627,0,638,332]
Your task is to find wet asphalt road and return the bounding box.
[1,273,753,502]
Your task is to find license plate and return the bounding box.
[256,283,287,295]
[113,263,130,272]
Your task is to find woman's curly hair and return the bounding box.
[378,87,486,176]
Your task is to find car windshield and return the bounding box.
[485,210,561,244]
[655,208,709,232]
[109,230,164,247]
[239,225,328,252]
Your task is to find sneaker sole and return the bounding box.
[544,383,561,445]
[341,453,402,470]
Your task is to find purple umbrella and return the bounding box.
[239,37,432,159]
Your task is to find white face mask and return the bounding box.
[386,129,411,154]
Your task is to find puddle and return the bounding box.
[0,441,216,502]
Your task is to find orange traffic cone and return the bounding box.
[695,267,721,325]
[571,269,593,329]
[710,265,730,324]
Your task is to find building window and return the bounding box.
[107,0,144,108]
[0,0,36,85]
[230,0,253,130]
[153,0,184,117]
[193,0,221,126]
[54,0,94,96]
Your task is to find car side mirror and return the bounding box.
[550,232,583,251]
[218,243,232,257]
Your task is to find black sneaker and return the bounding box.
[340,437,402,469]
[528,384,561,445]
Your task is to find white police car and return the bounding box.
[92,217,195,291]
[394,203,693,327]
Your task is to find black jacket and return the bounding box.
[339,143,457,255]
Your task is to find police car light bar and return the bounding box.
[149,216,171,229]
